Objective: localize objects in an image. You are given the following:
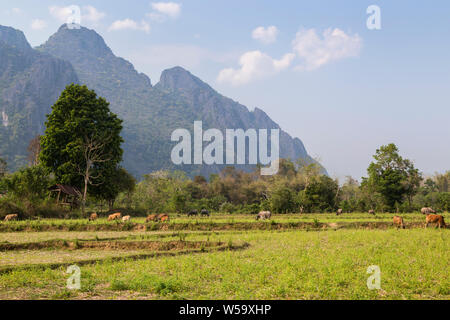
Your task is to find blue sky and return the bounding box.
[1,1,449,181]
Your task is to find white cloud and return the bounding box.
[31,19,47,30]
[49,6,75,22]
[218,27,362,85]
[151,2,181,18]
[252,26,279,44]
[12,8,22,14]
[108,19,150,33]
[217,51,295,86]
[292,28,362,71]
[82,6,106,23]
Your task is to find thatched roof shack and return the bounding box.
[48,184,81,209]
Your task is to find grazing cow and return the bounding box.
[336,209,343,216]
[201,209,210,217]
[256,211,272,220]
[393,216,405,229]
[108,212,122,221]
[188,210,198,217]
[158,214,170,223]
[146,214,157,223]
[425,214,446,229]
[421,207,436,215]
[89,213,98,221]
[122,215,131,222]
[369,209,376,216]
[4,214,18,222]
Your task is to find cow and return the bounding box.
[158,214,170,223]
[122,215,131,222]
[146,214,157,223]
[336,209,343,216]
[4,214,18,222]
[256,211,272,220]
[425,214,446,229]
[89,213,98,221]
[108,212,122,221]
[421,207,436,215]
[201,209,210,217]
[393,216,405,229]
[188,210,198,217]
[369,209,376,216]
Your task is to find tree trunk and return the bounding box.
[108,199,115,212]
[82,177,88,216]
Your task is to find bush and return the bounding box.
[0,198,23,219]
[220,202,238,214]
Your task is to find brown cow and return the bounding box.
[425,214,446,229]
[146,214,157,223]
[421,207,436,215]
[369,209,376,216]
[108,212,122,221]
[89,213,98,221]
[4,214,18,222]
[393,216,405,229]
[122,215,131,222]
[158,214,170,223]
[336,209,343,216]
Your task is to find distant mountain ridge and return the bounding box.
[0,24,325,177]
[0,25,78,167]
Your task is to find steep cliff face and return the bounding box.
[0,26,79,170]
[3,24,324,177]
[37,24,152,105]
[155,66,312,166]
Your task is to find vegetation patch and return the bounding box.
[1,219,445,233]
[0,240,249,275]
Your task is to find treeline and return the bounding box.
[0,84,449,218]
[115,155,449,215]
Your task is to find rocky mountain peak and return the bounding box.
[38,24,113,58]
[0,25,32,52]
[157,66,212,92]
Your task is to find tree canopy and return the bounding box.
[40,84,124,208]
[362,143,422,210]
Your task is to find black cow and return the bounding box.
[188,210,198,217]
[201,209,210,217]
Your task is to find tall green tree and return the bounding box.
[40,84,123,214]
[364,143,421,210]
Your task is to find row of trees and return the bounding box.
[115,146,449,214]
[0,84,449,217]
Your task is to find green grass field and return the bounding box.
[0,213,448,300]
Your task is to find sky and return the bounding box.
[1,1,449,181]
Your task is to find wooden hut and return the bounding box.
[48,184,81,209]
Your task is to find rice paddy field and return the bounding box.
[0,213,448,300]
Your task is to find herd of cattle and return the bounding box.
[335,207,446,229]
[1,208,447,228]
